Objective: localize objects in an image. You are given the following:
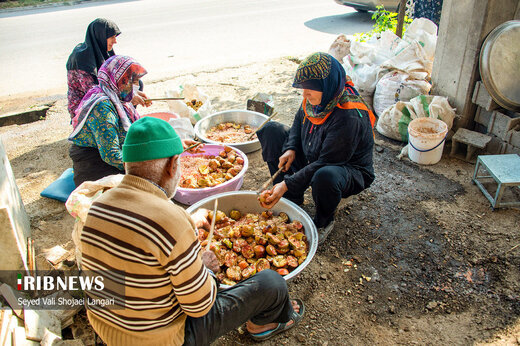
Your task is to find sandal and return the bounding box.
[250,299,305,342]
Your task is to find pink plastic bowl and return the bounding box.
[173,144,249,205]
[143,112,180,122]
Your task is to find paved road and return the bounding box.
[0,0,373,99]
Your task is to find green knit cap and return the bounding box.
[122,117,183,162]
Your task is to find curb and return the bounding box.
[0,0,111,14]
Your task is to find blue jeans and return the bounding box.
[183,270,293,346]
[257,122,366,228]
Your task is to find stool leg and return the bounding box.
[492,182,505,210]
[472,158,481,184]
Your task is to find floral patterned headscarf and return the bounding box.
[70,55,147,138]
[293,52,360,123]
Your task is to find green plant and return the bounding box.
[354,6,413,42]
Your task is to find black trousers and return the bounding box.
[257,122,366,228]
[69,144,124,187]
[183,270,293,345]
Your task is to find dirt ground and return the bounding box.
[1,57,519,345]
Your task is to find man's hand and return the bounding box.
[258,181,288,209]
[191,208,210,230]
[182,139,203,153]
[201,251,220,273]
[132,91,150,107]
[279,150,296,172]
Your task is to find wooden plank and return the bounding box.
[12,325,38,346]
[0,309,13,346]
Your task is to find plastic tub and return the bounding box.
[407,118,448,165]
[186,191,318,289]
[173,144,248,205]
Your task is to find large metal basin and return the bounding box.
[194,110,269,153]
[186,191,318,289]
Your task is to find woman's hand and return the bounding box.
[279,150,296,172]
[132,91,149,107]
[258,181,288,209]
[191,208,210,230]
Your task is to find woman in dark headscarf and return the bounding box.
[257,52,376,245]
[68,55,147,186]
[66,19,148,118]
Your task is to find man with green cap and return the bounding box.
[80,117,304,345]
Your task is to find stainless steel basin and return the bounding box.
[186,191,318,289]
[194,110,269,153]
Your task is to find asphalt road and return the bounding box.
[0,0,373,100]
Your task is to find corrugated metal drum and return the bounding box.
[479,20,520,112]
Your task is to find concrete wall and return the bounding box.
[431,0,520,129]
[0,137,30,272]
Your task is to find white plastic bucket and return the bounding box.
[407,118,448,165]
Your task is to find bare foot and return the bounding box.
[246,300,300,334]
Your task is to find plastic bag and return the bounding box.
[328,34,351,64]
[381,41,433,78]
[376,101,417,141]
[403,18,438,61]
[168,117,195,140]
[410,95,456,130]
[373,71,431,117]
[349,31,404,66]
[65,174,124,268]
[376,94,456,142]
[341,31,405,102]
[344,59,384,96]
[167,84,214,125]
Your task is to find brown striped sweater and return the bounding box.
[81,174,217,346]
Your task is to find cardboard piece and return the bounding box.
[41,328,62,346]
[0,284,23,318]
[24,309,61,342]
[44,246,69,266]
[0,139,31,272]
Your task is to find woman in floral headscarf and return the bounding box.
[68,55,147,186]
[257,52,376,245]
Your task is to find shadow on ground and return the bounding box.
[304,12,373,35]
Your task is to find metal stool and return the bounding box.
[472,154,520,210]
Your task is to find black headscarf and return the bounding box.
[66,18,121,79]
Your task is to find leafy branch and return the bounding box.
[354,6,413,42]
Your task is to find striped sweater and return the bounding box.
[81,174,217,346]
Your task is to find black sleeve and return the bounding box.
[284,113,362,191]
[282,108,304,153]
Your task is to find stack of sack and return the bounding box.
[328,18,441,129]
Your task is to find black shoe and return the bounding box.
[317,220,335,245]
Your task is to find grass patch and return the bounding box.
[0,0,72,9]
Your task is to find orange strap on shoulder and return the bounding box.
[337,101,376,128]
